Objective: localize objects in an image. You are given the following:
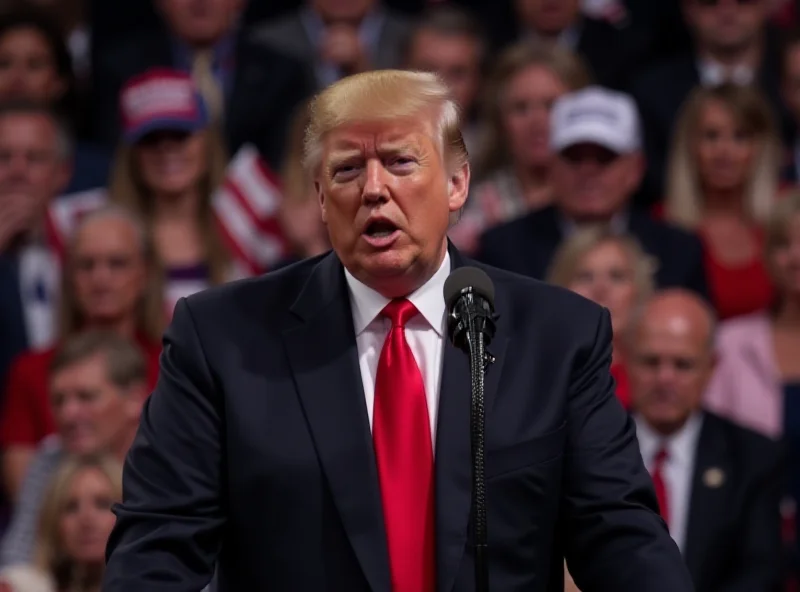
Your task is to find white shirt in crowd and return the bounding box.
[345,252,450,449]
[697,58,755,87]
[635,412,704,554]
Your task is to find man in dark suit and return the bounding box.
[627,289,783,591]
[629,0,785,201]
[91,0,313,171]
[476,86,708,298]
[103,70,692,591]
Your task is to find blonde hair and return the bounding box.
[665,83,780,229]
[303,69,467,175]
[58,205,164,343]
[34,455,122,592]
[547,225,656,302]
[475,41,591,179]
[107,127,230,285]
[764,191,800,287]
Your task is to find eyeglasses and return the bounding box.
[695,0,759,6]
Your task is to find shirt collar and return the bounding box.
[697,57,755,87]
[635,411,704,467]
[558,209,630,237]
[344,251,451,337]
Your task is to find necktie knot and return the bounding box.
[381,298,418,328]
[654,446,669,467]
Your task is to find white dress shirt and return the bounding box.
[344,252,450,449]
[635,413,704,553]
[697,58,755,87]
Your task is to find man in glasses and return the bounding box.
[630,0,783,201]
[476,86,708,298]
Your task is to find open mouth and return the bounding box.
[362,219,400,247]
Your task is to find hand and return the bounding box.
[0,194,39,252]
[320,24,369,74]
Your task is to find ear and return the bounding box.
[447,161,470,213]
[315,180,328,224]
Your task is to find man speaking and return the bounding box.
[103,71,692,591]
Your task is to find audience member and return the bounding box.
[781,28,800,184]
[255,0,410,90]
[628,289,783,591]
[449,42,590,253]
[665,83,780,320]
[0,103,71,387]
[0,332,145,567]
[91,0,311,171]
[547,226,655,409]
[631,0,784,200]
[477,86,708,296]
[0,206,162,501]
[0,455,121,592]
[511,0,650,89]
[0,8,109,193]
[403,5,485,158]
[24,0,90,85]
[108,69,233,310]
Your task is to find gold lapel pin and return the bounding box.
[703,467,725,488]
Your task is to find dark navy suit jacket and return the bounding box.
[0,253,28,390]
[103,247,692,591]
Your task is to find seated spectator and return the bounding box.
[449,42,590,253]
[0,206,162,501]
[0,8,109,193]
[628,289,782,591]
[91,0,311,171]
[510,0,650,89]
[0,332,145,567]
[477,86,708,297]
[0,455,121,592]
[0,103,71,387]
[547,226,655,409]
[781,28,800,185]
[255,0,410,91]
[403,5,485,158]
[631,0,785,201]
[109,69,235,310]
[665,83,780,320]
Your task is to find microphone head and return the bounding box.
[443,266,495,311]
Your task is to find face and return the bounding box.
[158,0,242,45]
[0,27,65,103]
[71,217,147,325]
[782,43,800,124]
[628,303,715,433]
[684,0,766,53]
[502,65,568,169]
[407,31,481,115]
[58,468,117,565]
[0,112,68,214]
[311,0,374,22]
[552,144,642,221]
[695,99,755,193]
[135,130,207,197]
[514,0,581,34]
[317,117,469,297]
[50,354,142,456]
[769,213,800,297]
[568,240,638,336]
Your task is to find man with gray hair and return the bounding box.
[0,103,73,387]
[0,330,147,567]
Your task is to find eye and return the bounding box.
[331,163,360,181]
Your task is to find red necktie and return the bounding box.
[651,447,670,525]
[373,299,435,592]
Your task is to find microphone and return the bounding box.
[443,266,496,592]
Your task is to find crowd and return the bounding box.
[0,0,797,589]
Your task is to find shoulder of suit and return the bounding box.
[480,207,552,245]
[704,411,782,459]
[629,53,695,93]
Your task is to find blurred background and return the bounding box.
[0,0,799,590]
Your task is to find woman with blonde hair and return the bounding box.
[548,225,656,409]
[12,455,123,592]
[448,41,591,253]
[664,83,781,320]
[0,205,162,501]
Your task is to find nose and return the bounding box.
[362,158,389,205]
[654,361,677,386]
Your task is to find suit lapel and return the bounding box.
[435,247,508,592]
[282,253,391,592]
[683,415,730,582]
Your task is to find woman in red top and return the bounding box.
[664,83,781,320]
[0,206,163,500]
[547,226,655,410]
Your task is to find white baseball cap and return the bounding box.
[550,86,641,154]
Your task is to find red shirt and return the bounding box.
[0,336,161,448]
